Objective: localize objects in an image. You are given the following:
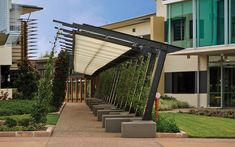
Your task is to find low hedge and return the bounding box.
[0,100,56,116]
[159,96,190,111]
[188,109,235,119]
[0,116,45,131]
[152,111,180,133]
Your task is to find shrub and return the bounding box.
[5,118,17,128]
[12,90,23,100]
[159,96,190,111]
[155,115,180,133]
[18,118,33,127]
[0,100,34,116]
[31,103,48,124]
[0,126,8,131]
[0,100,57,117]
[31,49,54,124]
[160,95,176,100]
[152,110,180,133]
[51,50,69,110]
[15,59,39,100]
[188,109,235,119]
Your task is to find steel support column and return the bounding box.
[80,78,82,102]
[76,78,79,102]
[142,51,167,120]
[84,78,87,99]
[71,78,73,102]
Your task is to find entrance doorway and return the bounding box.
[209,56,235,107]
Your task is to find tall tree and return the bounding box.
[15,59,39,99]
[51,50,69,110]
[31,50,55,124]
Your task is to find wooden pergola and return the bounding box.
[65,74,98,102]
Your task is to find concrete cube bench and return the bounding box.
[105,117,142,133]
[121,121,156,138]
[97,109,123,121]
[102,113,135,128]
[89,101,105,110]
[92,104,115,115]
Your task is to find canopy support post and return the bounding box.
[142,50,167,120]
[80,78,82,102]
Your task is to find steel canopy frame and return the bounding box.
[53,19,183,120]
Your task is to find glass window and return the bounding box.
[172,72,196,93]
[173,19,185,41]
[197,0,224,47]
[230,0,235,43]
[169,0,193,48]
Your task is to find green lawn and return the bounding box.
[46,114,60,125]
[0,114,59,125]
[161,113,235,138]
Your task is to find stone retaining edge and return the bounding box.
[156,131,188,138]
[0,125,55,137]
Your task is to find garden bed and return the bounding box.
[0,100,56,116]
[159,95,191,111]
[0,125,54,137]
[187,108,235,119]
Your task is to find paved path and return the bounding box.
[45,103,162,147]
[0,103,235,147]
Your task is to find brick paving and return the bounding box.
[0,103,235,147]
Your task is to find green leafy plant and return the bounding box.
[15,59,39,100]
[51,50,70,110]
[17,118,33,127]
[96,54,152,116]
[4,118,17,128]
[31,49,54,124]
[188,109,235,119]
[153,113,180,133]
[159,96,190,111]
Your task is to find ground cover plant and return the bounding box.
[0,114,59,131]
[0,100,56,116]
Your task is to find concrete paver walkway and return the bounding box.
[46,102,162,147]
[0,103,235,147]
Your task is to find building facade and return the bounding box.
[0,0,42,98]
[157,0,235,108]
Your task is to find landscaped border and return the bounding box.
[0,125,54,137]
[156,131,188,138]
[0,102,66,137]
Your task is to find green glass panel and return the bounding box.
[169,0,193,48]
[198,0,224,47]
[231,0,235,43]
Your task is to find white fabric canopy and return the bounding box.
[74,34,131,75]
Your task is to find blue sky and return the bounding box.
[12,0,156,57]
